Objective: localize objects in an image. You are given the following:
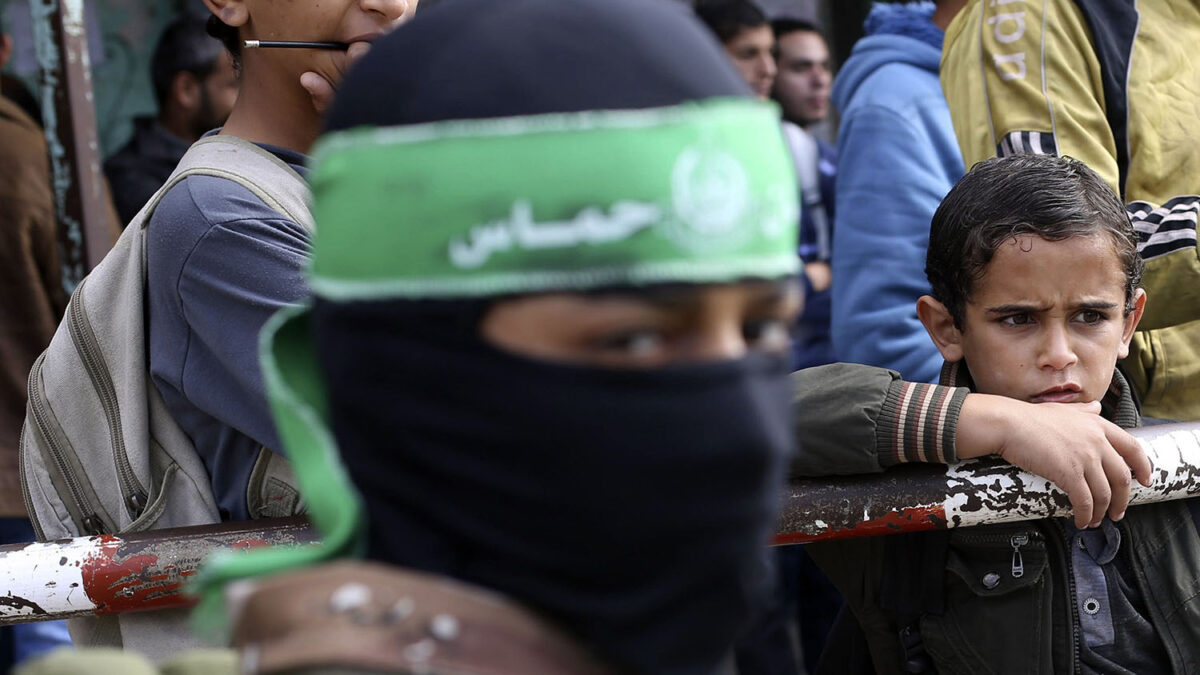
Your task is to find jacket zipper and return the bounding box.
[23,353,106,536]
[949,529,1041,546]
[1010,533,1029,578]
[66,278,148,520]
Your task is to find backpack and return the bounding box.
[20,135,314,543]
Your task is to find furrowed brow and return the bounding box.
[1072,300,1120,311]
[983,303,1045,315]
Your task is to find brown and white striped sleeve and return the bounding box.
[877,379,969,466]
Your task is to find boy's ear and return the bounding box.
[1117,288,1147,359]
[916,295,964,363]
[203,0,249,28]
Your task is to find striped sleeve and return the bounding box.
[996,130,1058,158]
[1133,196,1200,330]
[877,380,969,466]
[1129,197,1200,260]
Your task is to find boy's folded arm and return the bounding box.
[955,395,1152,530]
[792,366,1152,530]
[790,363,968,476]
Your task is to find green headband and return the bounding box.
[309,98,800,300]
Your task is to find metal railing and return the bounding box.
[3,423,1198,624]
[0,517,316,625]
[775,422,1200,544]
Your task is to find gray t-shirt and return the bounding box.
[146,138,310,521]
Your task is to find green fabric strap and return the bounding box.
[189,304,363,638]
[309,98,800,300]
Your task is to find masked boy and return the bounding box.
[812,154,1200,674]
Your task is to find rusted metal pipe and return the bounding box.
[0,518,317,625]
[775,421,1200,545]
[29,0,113,292]
[4,424,1198,624]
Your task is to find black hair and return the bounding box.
[692,0,769,44]
[770,17,823,39]
[926,154,1142,329]
[151,14,226,105]
[205,14,241,68]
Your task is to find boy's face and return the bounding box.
[919,234,1145,404]
[723,25,777,100]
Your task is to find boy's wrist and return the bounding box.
[955,393,1010,460]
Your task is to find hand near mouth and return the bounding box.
[300,39,374,115]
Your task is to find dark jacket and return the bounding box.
[809,362,1200,674]
[0,95,65,517]
[104,116,192,226]
[792,362,970,476]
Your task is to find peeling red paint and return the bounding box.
[79,536,192,615]
[773,505,947,545]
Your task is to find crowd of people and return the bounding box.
[2,0,1198,673]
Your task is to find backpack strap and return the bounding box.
[130,134,314,234]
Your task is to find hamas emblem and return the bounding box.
[666,143,753,251]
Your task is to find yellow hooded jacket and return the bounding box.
[941,0,1200,420]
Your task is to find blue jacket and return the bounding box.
[829,2,963,384]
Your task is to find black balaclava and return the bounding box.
[313,1,796,672]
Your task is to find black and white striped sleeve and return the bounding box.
[995,130,1059,157]
[1129,197,1200,260]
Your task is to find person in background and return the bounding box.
[104,13,239,225]
[694,0,835,373]
[771,18,833,131]
[829,0,965,384]
[0,18,73,670]
[771,17,836,371]
[694,0,776,99]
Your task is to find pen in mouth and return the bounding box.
[243,40,350,50]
